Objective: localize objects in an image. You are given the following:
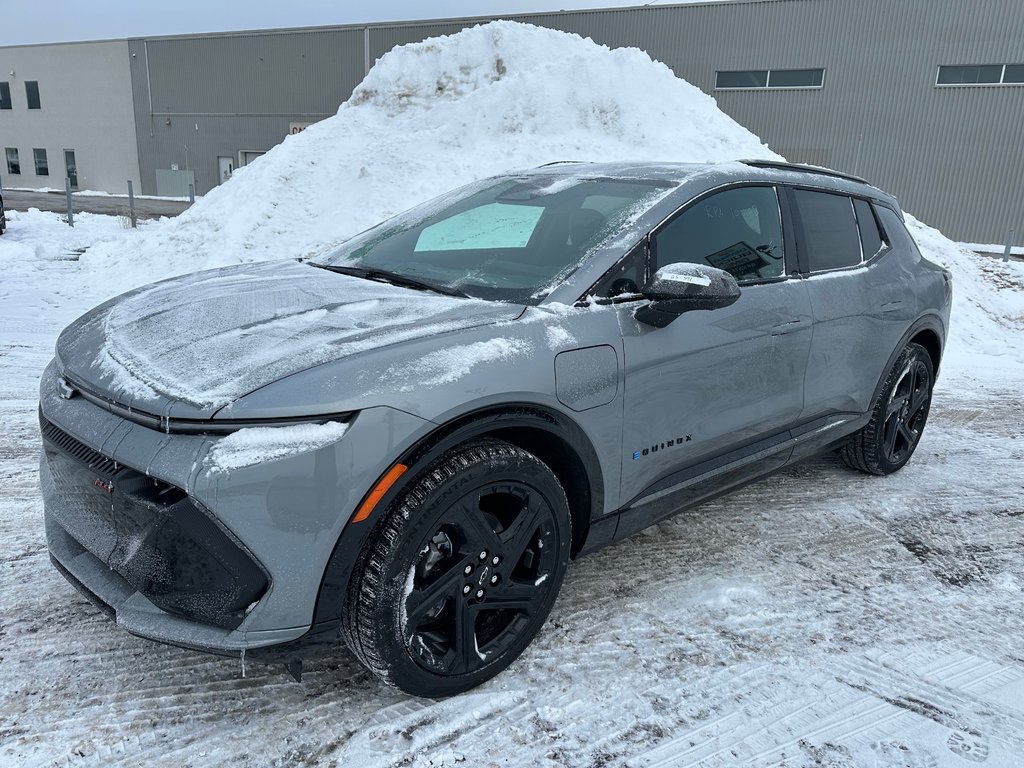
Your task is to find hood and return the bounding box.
[56,260,524,418]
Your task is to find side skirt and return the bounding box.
[609,412,868,542]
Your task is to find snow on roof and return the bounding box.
[80,20,778,293]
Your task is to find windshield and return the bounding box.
[317,175,672,303]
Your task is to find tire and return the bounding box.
[342,439,572,697]
[840,342,934,475]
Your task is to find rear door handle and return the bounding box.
[879,300,904,314]
[770,318,810,336]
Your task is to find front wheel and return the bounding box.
[841,342,934,475]
[343,439,571,697]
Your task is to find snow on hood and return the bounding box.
[56,260,521,412]
[79,20,778,293]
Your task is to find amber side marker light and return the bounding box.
[352,463,408,523]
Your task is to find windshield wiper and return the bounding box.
[307,263,468,298]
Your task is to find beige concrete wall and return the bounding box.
[0,41,141,193]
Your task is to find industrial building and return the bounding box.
[0,0,1021,242]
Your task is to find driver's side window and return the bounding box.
[654,186,786,283]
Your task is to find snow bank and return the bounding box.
[905,216,1024,371]
[26,21,1023,387]
[205,421,350,473]
[80,21,777,291]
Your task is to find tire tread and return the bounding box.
[840,342,931,476]
[342,439,557,689]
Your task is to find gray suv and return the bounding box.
[40,160,951,697]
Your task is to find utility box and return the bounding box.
[155,169,196,197]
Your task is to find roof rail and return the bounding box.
[536,160,584,167]
[739,159,867,185]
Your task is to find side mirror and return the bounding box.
[635,263,741,328]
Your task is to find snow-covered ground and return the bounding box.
[2,21,1024,768]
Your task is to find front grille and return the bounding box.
[41,414,269,629]
[40,415,120,476]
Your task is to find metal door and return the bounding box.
[615,184,813,509]
[617,279,813,509]
[218,156,234,184]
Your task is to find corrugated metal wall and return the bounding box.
[129,28,363,194]
[131,0,1024,242]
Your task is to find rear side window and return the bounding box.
[853,198,884,259]
[874,205,922,258]
[792,189,861,271]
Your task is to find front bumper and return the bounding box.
[42,413,269,626]
[39,360,432,654]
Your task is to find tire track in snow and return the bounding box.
[3,265,1024,766]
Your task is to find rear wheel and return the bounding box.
[343,439,571,697]
[841,342,934,475]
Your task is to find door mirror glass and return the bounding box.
[635,263,740,327]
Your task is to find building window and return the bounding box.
[717,70,768,89]
[716,68,825,90]
[937,64,1024,86]
[33,148,48,176]
[5,148,20,175]
[0,82,11,110]
[25,80,41,109]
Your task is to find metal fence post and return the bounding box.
[65,177,74,227]
[127,180,137,228]
[188,183,195,204]
[1003,228,1015,263]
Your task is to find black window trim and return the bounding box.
[784,185,893,277]
[853,197,887,263]
[579,180,897,304]
[935,63,1024,87]
[715,67,826,92]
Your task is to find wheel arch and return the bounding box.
[909,326,943,377]
[870,314,945,407]
[395,403,604,559]
[306,402,605,640]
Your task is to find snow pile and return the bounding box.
[904,216,1024,370]
[80,21,778,290]
[205,421,350,473]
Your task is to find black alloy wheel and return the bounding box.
[841,342,935,475]
[343,439,571,697]
[881,354,931,465]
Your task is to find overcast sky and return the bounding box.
[0,1,685,45]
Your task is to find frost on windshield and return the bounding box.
[322,174,674,305]
[98,260,516,409]
[205,421,350,474]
